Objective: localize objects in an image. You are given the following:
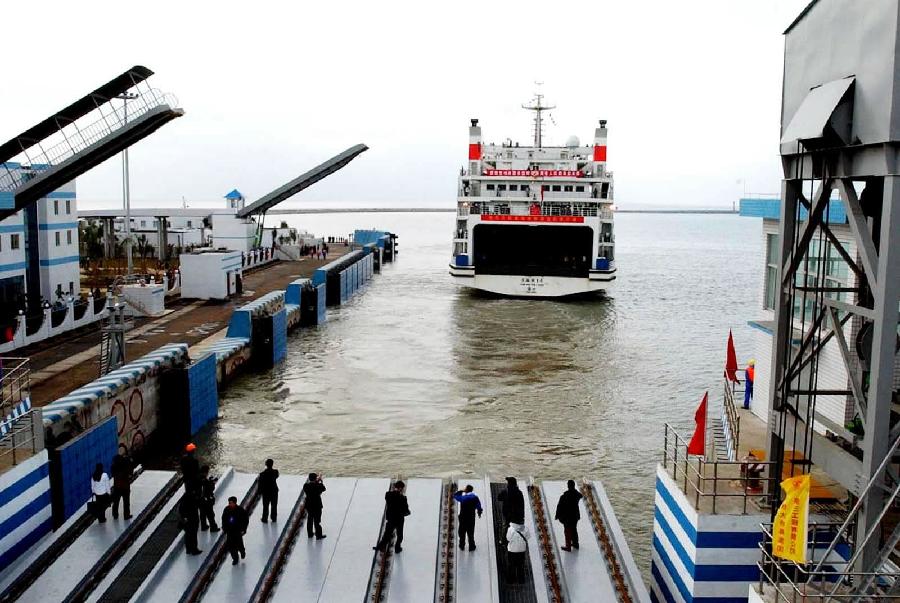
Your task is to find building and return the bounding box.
[0,163,80,318]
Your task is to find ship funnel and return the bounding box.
[469,119,482,161]
[593,120,608,163]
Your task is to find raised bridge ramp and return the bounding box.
[0,472,648,603]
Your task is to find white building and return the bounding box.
[0,163,80,314]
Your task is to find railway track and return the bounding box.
[366,478,402,602]
[249,490,307,603]
[527,482,565,603]
[435,481,457,602]
[580,479,632,603]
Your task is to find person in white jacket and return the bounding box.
[91,463,112,523]
[505,522,529,583]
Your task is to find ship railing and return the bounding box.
[723,377,742,460]
[662,423,778,514]
[0,357,30,419]
[469,202,603,218]
[755,521,900,601]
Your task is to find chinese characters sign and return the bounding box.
[772,474,811,563]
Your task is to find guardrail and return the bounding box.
[723,378,742,460]
[755,521,900,601]
[0,357,30,417]
[0,408,42,466]
[662,423,777,514]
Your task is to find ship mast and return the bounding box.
[522,88,555,149]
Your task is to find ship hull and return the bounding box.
[449,267,615,298]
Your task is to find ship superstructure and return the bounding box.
[449,96,616,297]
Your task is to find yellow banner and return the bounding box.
[772,474,811,563]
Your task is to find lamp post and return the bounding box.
[115,92,139,274]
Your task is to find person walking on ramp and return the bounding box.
[453,484,483,551]
[373,480,410,554]
[259,458,279,522]
[222,496,249,565]
[555,480,583,552]
[198,466,219,532]
[497,477,525,544]
[303,473,327,539]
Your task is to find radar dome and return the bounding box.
[565,135,580,148]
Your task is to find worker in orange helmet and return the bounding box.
[743,360,756,409]
[181,443,201,494]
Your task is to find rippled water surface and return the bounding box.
[199,211,761,573]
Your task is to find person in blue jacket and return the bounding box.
[453,484,483,551]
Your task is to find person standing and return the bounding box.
[497,477,525,544]
[259,459,279,522]
[181,443,200,494]
[743,359,756,409]
[222,496,249,565]
[90,463,112,523]
[506,522,529,583]
[178,492,203,555]
[453,485,483,551]
[373,480,409,554]
[303,473,327,539]
[555,480,583,552]
[198,466,219,532]
[110,452,133,520]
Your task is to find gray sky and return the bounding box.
[2,0,810,209]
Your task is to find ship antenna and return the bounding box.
[522,82,555,149]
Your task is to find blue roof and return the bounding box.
[224,189,244,200]
[739,197,847,224]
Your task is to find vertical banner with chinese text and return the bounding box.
[772,474,811,563]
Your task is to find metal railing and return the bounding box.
[662,423,778,514]
[723,378,742,459]
[467,201,604,218]
[0,84,179,192]
[0,409,41,466]
[756,522,900,601]
[0,357,30,417]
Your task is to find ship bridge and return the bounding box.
[0,65,183,221]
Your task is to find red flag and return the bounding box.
[687,392,708,456]
[725,330,739,382]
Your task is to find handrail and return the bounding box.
[0,409,39,466]
[662,423,777,514]
[0,357,30,417]
[723,378,742,459]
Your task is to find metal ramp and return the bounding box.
[0,65,183,221]
[384,478,442,602]
[490,479,541,603]
[454,477,499,602]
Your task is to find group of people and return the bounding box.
[89,452,135,523]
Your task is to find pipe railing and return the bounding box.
[0,409,40,466]
[0,357,30,417]
[723,377,742,459]
[662,423,777,514]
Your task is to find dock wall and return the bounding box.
[0,450,51,573]
[650,464,765,603]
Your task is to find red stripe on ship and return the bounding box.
[593,145,607,162]
[481,215,584,223]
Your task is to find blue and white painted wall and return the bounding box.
[651,464,766,603]
[36,179,79,300]
[0,450,52,573]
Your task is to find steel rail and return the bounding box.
[580,480,632,603]
[63,473,182,603]
[367,478,402,602]
[527,483,565,602]
[179,477,260,603]
[248,491,307,603]
[436,481,457,602]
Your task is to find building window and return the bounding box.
[54,200,59,215]
[55,231,61,246]
[575,185,585,192]
[66,199,71,214]
[564,185,574,192]
[10,234,19,250]
[498,184,507,191]
[67,230,72,245]
[764,233,778,310]
[152,220,158,227]
[509,185,518,191]
[486,184,495,191]
[187,220,193,228]
[552,185,561,192]
[141,220,147,228]
[69,281,74,294]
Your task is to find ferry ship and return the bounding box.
[449,95,616,297]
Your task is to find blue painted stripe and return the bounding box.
[0,491,51,537]
[38,221,77,231]
[656,477,698,543]
[0,463,49,508]
[696,530,764,549]
[38,255,79,267]
[653,535,692,602]
[0,191,12,210]
[696,562,760,582]
[0,224,24,233]
[0,261,26,273]
[651,563,678,603]
[44,191,76,199]
[0,517,52,573]
[655,507,695,572]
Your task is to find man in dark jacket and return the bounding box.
[259,459,279,523]
[198,466,219,532]
[373,480,410,554]
[178,492,202,555]
[110,452,133,520]
[555,480,583,552]
[497,477,525,543]
[221,496,249,565]
[303,473,327,539]
[181,443,200,495]
[453,485,483,551]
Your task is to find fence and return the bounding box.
[0,357,30,418]
[723,378,742,460]
[0,408,43,467]
[662,423,777,514]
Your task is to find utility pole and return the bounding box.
[115,92,139,275]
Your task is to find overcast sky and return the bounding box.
[1,0,810,209]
